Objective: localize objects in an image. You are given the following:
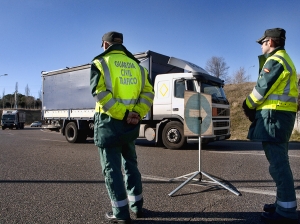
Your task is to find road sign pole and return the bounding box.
[168,92,240,197]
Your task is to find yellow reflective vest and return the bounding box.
[91,45,154,120]
[246,48,298,112]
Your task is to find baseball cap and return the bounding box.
[101,31,123,47]
[256,28,286,44]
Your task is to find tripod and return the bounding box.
[168,92,240,197]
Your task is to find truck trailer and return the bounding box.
[42,50,230,149]
[1,110,26,130]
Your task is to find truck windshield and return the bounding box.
[200,82,229,104]
[2,115,15,120]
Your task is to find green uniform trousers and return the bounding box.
[262,142,298,219]
[98,140,143,220]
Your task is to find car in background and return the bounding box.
[30,121,42,127]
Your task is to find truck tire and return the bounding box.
[162,121,186,149]
[65,122,86,143]
[2,126,5,130]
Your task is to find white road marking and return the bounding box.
[238,187,300,198]
[40,139,66,143]
[209,151,300,158]
[141,174,300,198]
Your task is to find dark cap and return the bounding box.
[256,28,286,44]
[101,31,123,47]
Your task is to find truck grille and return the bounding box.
[213,121,229,127]
[217,108,230,116]
[214,129,229,135]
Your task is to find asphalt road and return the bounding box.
[0,127,300,224]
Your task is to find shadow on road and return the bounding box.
[132,210,277,223]
[135,139,300,152]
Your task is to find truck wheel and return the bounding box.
[1,126,5,130]
[162,121,186,149]
[65,122,82,143]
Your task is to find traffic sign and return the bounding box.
[184,91,212,136]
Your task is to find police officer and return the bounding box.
[243,28,298,223]
[90,31,154,224]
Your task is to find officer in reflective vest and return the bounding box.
[90,31,154,224]
[243,28,298,223]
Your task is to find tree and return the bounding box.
[15,82,18,108]
[205,56,230,81]
[231,67,249,84]
[25,84,31,108]
[38,85,42,101]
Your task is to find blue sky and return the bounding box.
[1,0,299,98]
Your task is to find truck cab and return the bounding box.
[135,51,231,149]
[1,110,26,130]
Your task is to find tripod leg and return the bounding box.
[168,171,200,197]
[201,171,240,196]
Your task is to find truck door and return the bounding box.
[153,79,172,117]
[172,79,196,118]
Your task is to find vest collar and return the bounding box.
[92,44,140,64]
[258,47,285,71]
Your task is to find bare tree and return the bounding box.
[9,94,14,108]
[205,56,230,81]
[38,85,42,101]
[25,84,30,109]
[231,67,249,84]
[27,96,35,109]
[15,82,18,109]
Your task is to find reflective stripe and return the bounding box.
[96,57,149,112]
[277,200,297,209]
[252,87,264,101]
[263,54,296,104]
[99,57,113,92]
[128,194,143,202]
[266,94,297,103]
[247,95,257,108]
[139,65,145,92]
[94,91,110,102]
[139,97,152,107]
[250,54,296,109]
[111,198,128,207]
[142,92,155,100]
[273,54,292,95]
[116,98,137,106]
[103,98,116,111]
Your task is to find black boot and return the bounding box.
[133,210,144,219]
[263,203,276,213]
[105,212,132,224]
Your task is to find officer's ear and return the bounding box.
[268,38,275,47]
[102,41,108,50]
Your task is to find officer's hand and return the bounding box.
[127,112,140,125]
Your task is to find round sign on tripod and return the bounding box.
[184,91,212,136]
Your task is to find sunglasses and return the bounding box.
[261,39,269,44]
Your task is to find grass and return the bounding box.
[224,82,300,142]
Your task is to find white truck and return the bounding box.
[1,110,26,130]
[42,50,230,149]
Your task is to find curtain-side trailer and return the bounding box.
[42,50,231,148]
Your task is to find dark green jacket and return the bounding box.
[91,44,141,148]
[247,109,295,142]
[247,47,296,142]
